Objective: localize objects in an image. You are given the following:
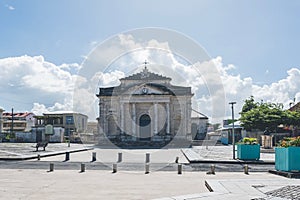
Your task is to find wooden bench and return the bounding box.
[35,142,48,151]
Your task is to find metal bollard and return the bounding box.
[49,163,54,172]
[210,164,215,175]
[175,157,179,163]
[178,164,182,175]
[92,152,96,162]
[65,152,70,161]
[37,154,41,161]
[145,163,150,174]
[81,163,85,172]
[117,152,122,163]
[244,164,249,174]
[146,153,150,163]
[113,163,117,173]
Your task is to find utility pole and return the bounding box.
[229,102,236,160]
[11,108,14,136]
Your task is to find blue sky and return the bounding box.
[1,0,300,121]
[1,0,299,84]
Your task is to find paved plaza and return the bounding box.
[0,143,93,160]
[0,143,299,200]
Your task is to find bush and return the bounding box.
[239,137,258,145]
[279,136,300,147]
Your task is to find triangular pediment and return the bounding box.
[125,84,170,95]
[120,67,171,81]
[97,67,193,97]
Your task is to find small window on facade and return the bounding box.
[66,116,74,125]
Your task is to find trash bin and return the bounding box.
[261,135,273,149]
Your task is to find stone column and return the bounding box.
[0,108,4,133]
[98,99,103,134]
[132,103,136,139]
[166,103,170,134]
[121,103,124,134]
[184,101,187,136]
[154,103,158,134]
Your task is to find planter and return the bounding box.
[275,147,300,172]
[237,144,260,160]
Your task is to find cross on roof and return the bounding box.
[143,60,149,68]
[141,60,150,78]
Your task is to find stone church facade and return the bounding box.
[97,67,205,146]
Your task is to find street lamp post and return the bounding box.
[229,102,236,159]
[68,129,71,147]
[10,108,14,139]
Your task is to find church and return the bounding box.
[96,65,208,147]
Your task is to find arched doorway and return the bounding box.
[139,114,151,140]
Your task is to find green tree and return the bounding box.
[283,110,300,127]
[241,95,258,113]
[240,97,286,132]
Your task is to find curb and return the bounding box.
[0,148,94,161]
[181,149,275,165]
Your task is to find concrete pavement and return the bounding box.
[0,143,299,200]
[184,145,275,163]
[0,143,93,160]
[2,169,298,200]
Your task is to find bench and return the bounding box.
[35,142,48,151]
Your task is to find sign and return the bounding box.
[45,124,54,135]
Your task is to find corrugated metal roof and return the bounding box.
[3,112,34,118]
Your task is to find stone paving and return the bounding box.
[0,143,299,200]
[2,169,298,200]
[265,185,300,199]
[0,143,93,159]
[187,145,275,162]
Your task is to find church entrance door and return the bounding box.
[139,114,151,141]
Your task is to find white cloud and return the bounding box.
[203,60,300,122]
[0,55,78,116]
[1,34,300,124]
[252,68,300,107]
[5,4,15,10]
[77,33,300,123]
[0,55,79,94]
[31,101,72,116]
[92,70,125,87]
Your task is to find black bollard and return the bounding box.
[146,153,150,163]
[113,163,117,173]
[178,164,182,175]
[244,164,249,174]
[145,163,150,174]
[92,152,96,162]
[207,164,215,175]
[65,152,70,161]
[49,163,54,172]
[211,164,215,175]
[81,163,85,173]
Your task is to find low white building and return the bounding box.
[191,109,208,140]
[34,111,88,142]
[2,112,35,133]
[0,108,4,133]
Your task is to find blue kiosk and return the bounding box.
[217,121,244,145]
